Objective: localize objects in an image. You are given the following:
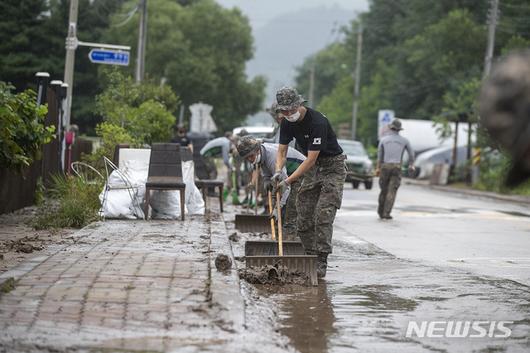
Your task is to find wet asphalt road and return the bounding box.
[255,183,530,353]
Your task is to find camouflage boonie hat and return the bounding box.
[236,135,260,159]
[276,86,305,111]
[479,50,530,187]
[389,119,403,131]
[267,102,280,118]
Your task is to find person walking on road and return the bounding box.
[236,135,306,238]
[376,119,415,220]
[273,87,346,278]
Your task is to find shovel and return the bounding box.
[235,165,270,233]
[245,189,318,286]
[244,190,305,254]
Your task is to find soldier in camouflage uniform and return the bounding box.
[376,119,415,220]
[479,50,530,187]
[236,135,305,238]
[273,87,346,278]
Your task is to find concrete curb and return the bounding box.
[208,212,246,332]
[404,179,530,205]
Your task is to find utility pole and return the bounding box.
[63,0,79,129]
[483,0,499,78]
[136,0,148,82]
[308,63,315,107]
[475,0,499,184]
[351,23,363,140]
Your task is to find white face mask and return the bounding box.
[284,110,301,122]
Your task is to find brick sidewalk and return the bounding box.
[0,214,246,352]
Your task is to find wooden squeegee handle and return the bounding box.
[255,165,259,215]
[268,191,276,241]
[276,190,283,256]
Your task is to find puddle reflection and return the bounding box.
[261,282,337,353]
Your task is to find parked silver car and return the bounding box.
[339,139,374,189]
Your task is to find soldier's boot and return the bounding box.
[316,253,328,278]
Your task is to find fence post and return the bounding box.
[50,80,64,174]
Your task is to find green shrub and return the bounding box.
[33,174,102,229]
[130,100,176,144]
[0,82,55,170]
[474,151,530,196]
[82,122,138,171]
[95,70,178,144]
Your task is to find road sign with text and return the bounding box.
[88,49,129,66]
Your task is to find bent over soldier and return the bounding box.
[236,135,305,238]
[376,119,415,220]
[273,87,346,278]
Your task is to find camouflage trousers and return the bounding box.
[378,164,401,218]
[296,154,346,255]
[269,180,300,240]
[282,179,301,240]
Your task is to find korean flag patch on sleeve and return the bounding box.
[313,137,321,145]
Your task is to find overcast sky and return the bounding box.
[215,0,370,123]
[215,0,369,30]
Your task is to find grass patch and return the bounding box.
[33,174,103,229]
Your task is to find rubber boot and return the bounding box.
[317,253,328,278]
[231,190,241,205]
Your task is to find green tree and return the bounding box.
[0,82,55,170]
[294,42,352,108]
[0,0,60,91]
[400,9,485,117]
[104,0,265,131]
[501,36,530,56]
[82,121,138,171]
[0,0,129,134]
[317,77,353,128]
[356,60,397,144]
[434,77,481,140]
[95,70,178,144]
[45,0,130,134]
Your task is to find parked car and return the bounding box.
[232,126,274,139]
[413,145,468,180]
[338,139,374,189]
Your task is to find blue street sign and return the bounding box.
[88,49,130,66]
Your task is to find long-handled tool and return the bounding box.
[235,164,269,233]
[255,168,259,215]
[245,189,318,286]
[269,191,276,241]
[244,190,304,254]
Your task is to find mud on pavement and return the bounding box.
[239,264,311,286]
[0,206,75,275]
[0,203,296,353]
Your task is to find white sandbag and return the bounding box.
[182,160,205,215]
[121,159,148,206]
[150,190,184,219]
[100,149,204,219]
[99,167,144,219]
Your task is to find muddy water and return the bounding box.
[253,238,530,353]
